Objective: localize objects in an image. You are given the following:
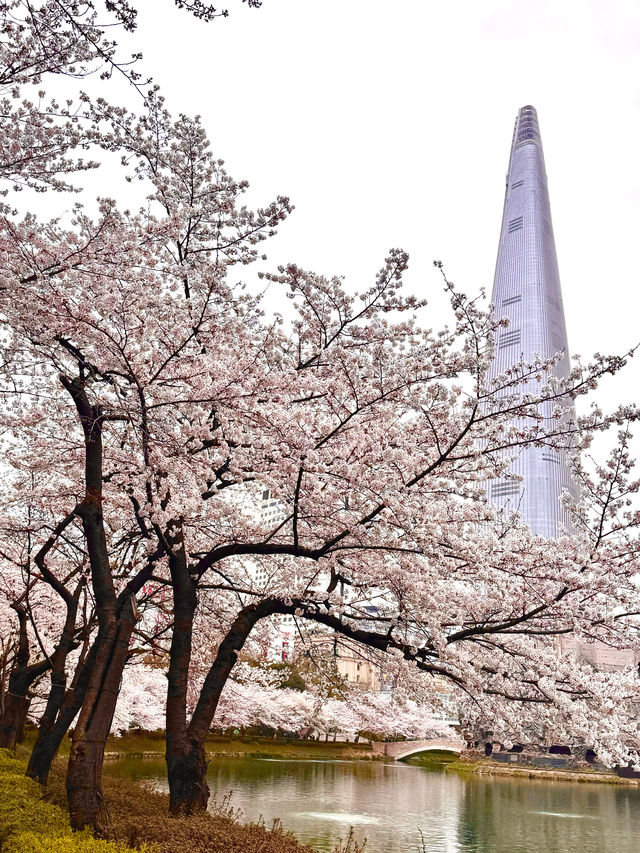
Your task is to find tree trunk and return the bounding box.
[66,737,110,835]
[0,692,30,749]
[26,545,86,782]
[164,546,202,815]
[66,608,134,833]
[26,643,96,785]
[166,741,209,815]
[164,591,414,814]
[0,605,50,750]
[59,373,148,831]
[26,672,69,781]
[26,586,88,784]
[27,722,68,785]
[166,598,284,814]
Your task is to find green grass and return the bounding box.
[20,726,376,762]
[202,734,375,761]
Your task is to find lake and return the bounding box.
[106,754,640,852]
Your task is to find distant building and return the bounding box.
[332,637,381,690]
[488,105,636,673]
[302,632,382,690]
[487,105,577,537]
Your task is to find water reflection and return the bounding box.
[458,775,640,853]
[204,758,465,851]
[106,756,640,852]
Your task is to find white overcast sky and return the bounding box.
[123,1,640,413]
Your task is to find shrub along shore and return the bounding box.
[0,750,153,853]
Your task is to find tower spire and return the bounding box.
[488,106,577,537]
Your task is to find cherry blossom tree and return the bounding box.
[4,91,640,824]
[3,0,640,835]
[315,692,454,742]
[1,1,138,195]
[194,661,455,741]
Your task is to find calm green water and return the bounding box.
[107,755,640,852]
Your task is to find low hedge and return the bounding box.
[0,750,154,853]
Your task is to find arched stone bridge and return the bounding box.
[371,738,464,761]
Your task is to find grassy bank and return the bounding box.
[20,727,378,763]
[44,759,318,853]
[113,733,376,762]
[444,756,638,785]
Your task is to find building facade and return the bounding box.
[487,105,578,537]
[488,107,636,675]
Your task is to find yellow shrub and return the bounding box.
[2,830,155,853]
[0,750,155,853]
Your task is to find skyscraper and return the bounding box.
[488,105,577,537]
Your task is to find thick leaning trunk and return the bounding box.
[165,591,401,814]
[0,692,30,749]
[60,375,123,833]
[66,608,134,833]
[67,737,110,834]
[59,374,155,830]
[166,599,283,814]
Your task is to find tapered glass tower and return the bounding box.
[488,105,577,537]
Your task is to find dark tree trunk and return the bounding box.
[52,371,156,829]
[66,608,134,833]
[27,639,97,785]
[0,606,50,750]
[164,545,203,815]
[60,373,122,833]
[51,369,157,823]
[27,721,68,785]
[27,672,68,776]
[166,742,209,814]
[25,524,86,782]
[0,692,30,749]
[164,591,406,814]
[66,737,110,834]
[166,598,283,814]
[26,578,85,783]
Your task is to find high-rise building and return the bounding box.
[486,107,637,678]
[487,105,577,537]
